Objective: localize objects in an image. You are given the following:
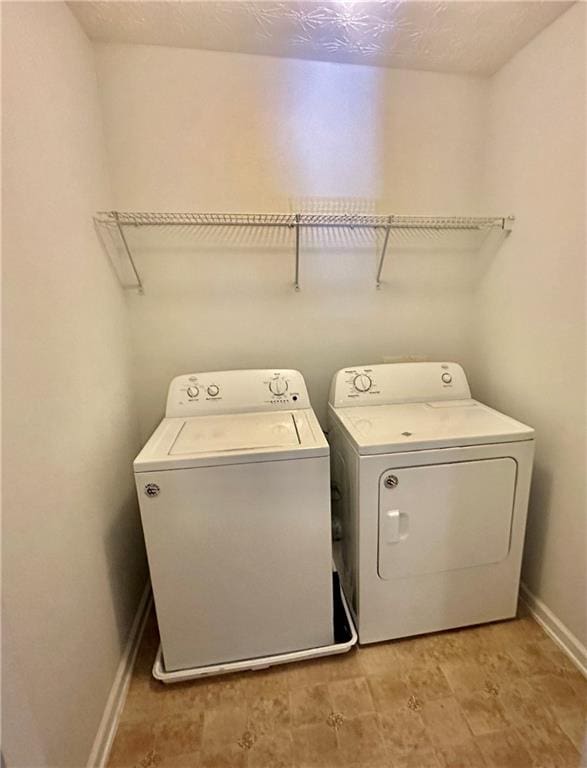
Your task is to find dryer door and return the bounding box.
[378,458,516,580]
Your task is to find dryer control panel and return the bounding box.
[329,362,471,408]
[166,369,311,417]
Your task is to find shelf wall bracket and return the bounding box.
[376,215,393,289]
[113,211,144,294]
[294,213,301,291]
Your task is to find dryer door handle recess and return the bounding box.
[382,510,409,543]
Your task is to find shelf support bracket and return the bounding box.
[376,215,393,289]
[294,214,301,291]
[113,211,144,294]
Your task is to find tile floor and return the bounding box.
[109,606,586,768]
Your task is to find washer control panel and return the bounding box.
[329,362,471,408]
[166,369,311,417]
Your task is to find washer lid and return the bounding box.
[332,399,534,454]
[170,412,300,455]
[134,408,328,471]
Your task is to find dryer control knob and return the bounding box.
[207,384,220,397]
[269,377,288,396]
[187,386,199,398]
[441,373,453,384]
[353,374,372,392]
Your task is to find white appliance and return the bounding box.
[134,369,334,675]
[327,362,535,643]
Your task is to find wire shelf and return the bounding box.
[94,211,514,292]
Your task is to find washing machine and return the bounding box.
[327,362,535,644]
[134,369,334,674]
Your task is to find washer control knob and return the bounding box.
[441,372,453,384]
[269,377,288,396]
[353,374,372,392]
[187,386,199,398]
[207,384,220,397]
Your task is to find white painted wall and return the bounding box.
[94,44,487,435]
[2,4,146,765]
[471,3,586,647]
[4,8,583,764]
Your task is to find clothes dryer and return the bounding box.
[328,362,535,643]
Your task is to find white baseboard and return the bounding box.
[87,582,152,768]
[520,582,587,678]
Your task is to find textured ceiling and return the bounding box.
[69,1,573,75]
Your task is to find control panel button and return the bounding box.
[207,384,220,397]
[269,377,288,396]
[187,386,199,398]
[353,374,373,392]
[441,372,453,384]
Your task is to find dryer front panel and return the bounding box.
[378,458,516,580]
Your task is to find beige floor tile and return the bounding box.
[497,678,556,730]
[200,743,246,768]
[287,652,361,688]
[508,640,560,676]
[420,697,472,746]
[246,692,290,736]
[402,663,453,702]
[475,650,523,683]
[379,709,440,768]
[440,658,491,697]
[555,709,587,753]
[329,677,375,718]
[239,667,289,701]
[394,627,489,666]
[201,704,247,748]
[202,673,247,709]
[321,650,363,682]
[391,746,441,768]
[158,751,201,768]
[152,713,204,757]
[122,678,205,725]
[245,731,294,768]
[356,642,399,676]
[515,718,580,768]
[441,651,519,697]
[110,614,586,768]
[527,672,584,712]
[118,678,161,724]
[368,673,411,713]
[286,658,336,688]
[434,739,486,768]
[486,616,546,649]
[560,665,587,701]
[379,711,440,768]
[289,682,332,727]
[336,713,387,766]
[475,728,534,768]
[457,691,509,736]
[536,640,582,676]
[291,722,339,768]
[108,721,155,768]
[133,644,160,680]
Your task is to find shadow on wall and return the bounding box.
[522,458,554,591]
[104,490,148,647]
